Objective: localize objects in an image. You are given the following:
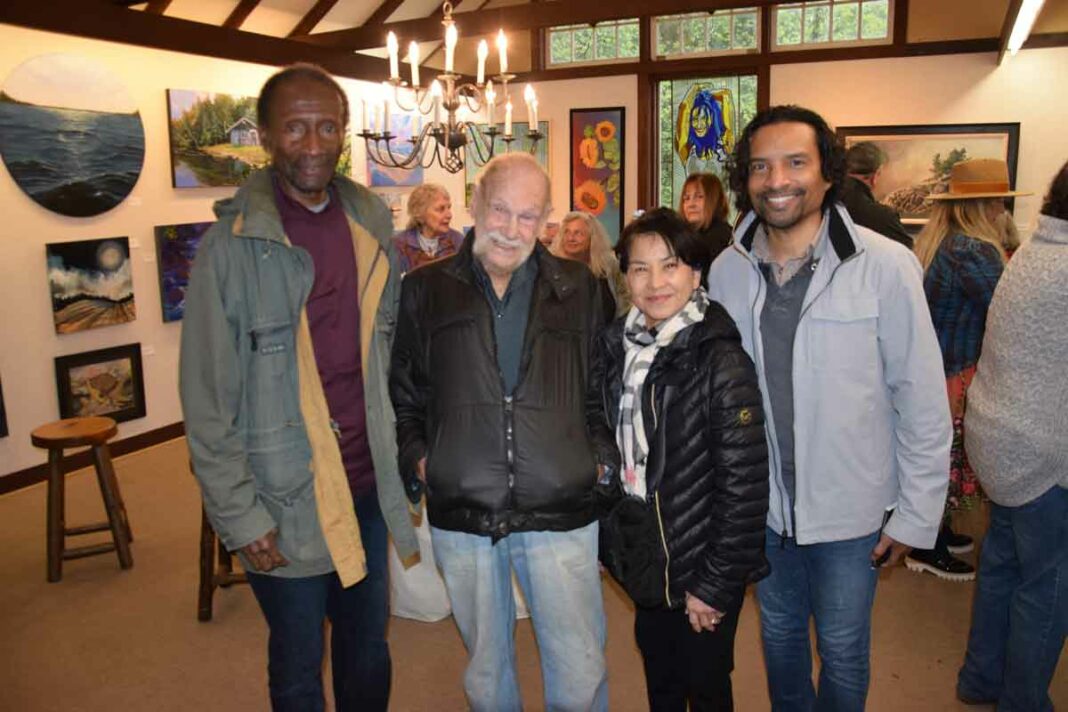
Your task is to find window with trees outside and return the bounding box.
[773,0,893,49]
[654,8,760,58]
[658,75,759,212]
[548,19,640,67]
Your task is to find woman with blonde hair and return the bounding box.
[552,210,628,317]
[906,158,1031,582]
[392,183,464,274]
[679,173,732,280]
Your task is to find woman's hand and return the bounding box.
[685,592,724,633]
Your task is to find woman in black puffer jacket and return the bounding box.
[589,208,769,711]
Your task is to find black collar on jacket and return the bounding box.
[738,204,858,263]
[444,228,579,303]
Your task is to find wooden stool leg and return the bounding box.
[46,449,66,583]
[197,507,217,622]
[91,444,133,570]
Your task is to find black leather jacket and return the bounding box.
[589,303,770,611]
[390,234,612,538]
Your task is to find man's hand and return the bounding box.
[871,533,911,568]
[685,592,725,633]
[240,529,289,572]
[416,457,427,483]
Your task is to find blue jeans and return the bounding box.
[757,528,880,712]
[246,492,390,712]
[957,485,1068,712]
[431,521,608,712]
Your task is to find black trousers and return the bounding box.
[634,597,743,712]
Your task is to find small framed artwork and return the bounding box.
[54,344,146,423]
[570,108,625,243]
[0,374,8,438]
[155,221,211,322]
[836,123,1021,224]
[367,113,425,187]
[47,237,136,334]
[464,120,550,206]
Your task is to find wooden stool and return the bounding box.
[197,505,247,621]
[31,417,133,582]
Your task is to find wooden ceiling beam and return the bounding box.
[296,0,778,49]
[363,0,406,27]
[223,0,261,30]
[145,0,172,14]
[1,0,389,81]
[996,0,1026,65]
[288,0,340,37]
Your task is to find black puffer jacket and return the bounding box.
[589,302,770,612]
[390,234,613,538]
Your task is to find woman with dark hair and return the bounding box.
[590,207,769,710]
[955,160,1068,709]
[679,173,734,278]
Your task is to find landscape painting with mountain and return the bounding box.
[46,237,136,334]
[0,54,144,217]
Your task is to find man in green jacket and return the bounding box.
[179,64,415,712]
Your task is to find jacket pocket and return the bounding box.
[259,477,329,564]
[806,297,880,375]
[247,320,302,430]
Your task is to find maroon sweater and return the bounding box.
[273,176,375,496]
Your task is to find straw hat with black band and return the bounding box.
[928,158,1032,200]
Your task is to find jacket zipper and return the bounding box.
[648,384,671,607]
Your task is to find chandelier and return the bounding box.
[359,2,541,174]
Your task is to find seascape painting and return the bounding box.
[0,54,144,217]
[367,113,424,187]
[55,344,146,423]
[464,120,549,206]
[571,108,624,243]
[155,221,211,322]
[47,237,136,334]
[838,123,1021,221]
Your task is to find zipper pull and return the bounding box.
[249,330,258,351]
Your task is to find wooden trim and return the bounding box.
[639,16,652,65]
[532,26,545,73]
[362,0,406,29]
[223,0,261,30]
[1024,31,1068,49]
[0,0,390,80]
[288,0,340,37]
[997,0,1025,65]
[1,422,186,496]
[299,0,779,50]
[757,62,770,110]
[144,0,171,14]
[893,0,908,47]
[636,71,653,208]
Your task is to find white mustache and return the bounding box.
[485,231,524,249]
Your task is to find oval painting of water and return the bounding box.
[0,54,145,218]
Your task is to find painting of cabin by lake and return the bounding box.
[46,237,136,334]
[155,221,211,322]
[168,89,267,188]
[0,54,144,217]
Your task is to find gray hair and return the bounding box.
[473,153,551,217]
[552,211,618,280]
[845,141,887,177]
[405,183,451,230]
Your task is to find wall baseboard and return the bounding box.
[0,422,186,496]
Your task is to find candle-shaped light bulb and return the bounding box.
[386,32,400,80]
[531,99,539,130]
[497,29,508,74]
[484,80,496,126]
[408,41,420,88]
[504,99,513,137]
[381,82,392,133]
[523,84,535,128]
[476,39,489,86]
[444,24,458,74]
[430,79,443,126]
[361,98,369,133]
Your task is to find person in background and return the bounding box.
[180,63,417,711]
[538,220,559,248]
[551,210,628,317]
[392,183,464,274]
[590,207,769,710]
[906,158,1031,582]
[956,159,1068,711]
[707,105,951,711]
[839,141,914,248]
[679,173,732,281]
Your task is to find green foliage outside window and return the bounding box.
[548,19,640,66]
[862,0,889,38]
[709,15,731,50]
[619,23,640,57]
[776,0,889,48]
[777,7,803,45]
[549,30,572,64]
[574,27,594,61]
[832,3,859,41]
[733,13,758,48]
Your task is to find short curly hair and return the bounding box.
[257,63,349,130]
[1041,160,1068,221]
[727,104,845,215]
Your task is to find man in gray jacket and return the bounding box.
[706,105,951,711]
[179,64,416,711]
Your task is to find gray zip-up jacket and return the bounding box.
[707,205,950,548]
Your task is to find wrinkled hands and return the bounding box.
[685,592,725,633]
[416,457,427,483]
[870,533,911,568]
[240,529,289,572]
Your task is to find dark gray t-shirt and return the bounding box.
[474,254,538,395]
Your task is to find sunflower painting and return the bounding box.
[570,107,625,244]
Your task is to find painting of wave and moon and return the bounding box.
[46,237,136,334]
[0,54,145,217]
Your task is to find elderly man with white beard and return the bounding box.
[390,153,614,711]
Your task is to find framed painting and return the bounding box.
[46,237,136,334]
[155,221,211,322]
[570,108,625,243]
[463,120,550,206]
[0,374,7,438]
[836,123,1021,223]
[367,113,424,187]
[55,344,146,423]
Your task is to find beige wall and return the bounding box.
[771,47,1068,231]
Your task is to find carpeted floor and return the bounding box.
[0,438,1063,711]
